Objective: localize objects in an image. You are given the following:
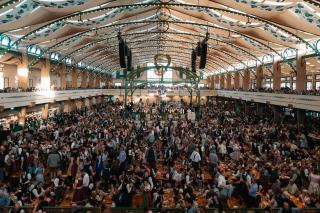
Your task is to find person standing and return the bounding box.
[190,148,201,169]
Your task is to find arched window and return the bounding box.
[27,45,43,56]
[0,34,11,48]
[65,57,74,65]
[49,52,61,62]
[77,61,85,68]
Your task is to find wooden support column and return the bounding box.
[226,73,231,89]
[273,62,281,91]
[243,70,250,91]
[81,71,87,88]
[18,107,27,127]
[273,106,282,123]
[95,75,101,88]
[219,75,225,89]
[17,53,29,90]
[60,64,67,89]
[297,109,306,129]
[256,65,263,89]
[215,76,219,89]
[296,56,306,93]
[71,67,78,89]
[234,72,240,89]
[40,59,51,90]
[210,76,215,89]
[41,103,49,120]
[88,73,94,88]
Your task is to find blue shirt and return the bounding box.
[117,150,126,163]
[0,191,10,206]
[249,183,258,198]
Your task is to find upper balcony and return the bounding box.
[1,89,320,112]
[216,90,320,112]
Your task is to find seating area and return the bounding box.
[0,99,319,213]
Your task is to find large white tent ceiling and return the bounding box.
[0,0,320,76]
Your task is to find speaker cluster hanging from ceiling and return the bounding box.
[191,32,209,72]
[117,32,133,71]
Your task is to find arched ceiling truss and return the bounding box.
[0,0,319,77]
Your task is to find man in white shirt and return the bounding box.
[82,170,90,200]
[190,148,201,169]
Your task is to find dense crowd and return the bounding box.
[224,87,320,96]
[0,99,319,213]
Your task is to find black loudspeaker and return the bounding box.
[199,40,207,69]
[191,49,196,73]
[127,50,132,71]
[124,44,129,56]
[196,41,201,57]
[119,39,126,68]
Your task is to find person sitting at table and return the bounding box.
[247,178,259,207]
[0,188,10,207]
[286,180,299,196]
[30,182,46,200]
[8,200,25,213]
[308,168,320,196]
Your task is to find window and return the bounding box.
[263,77,273,88]
[147,63,172,84]
[0,64,3,89]
[316,75,320,90]
[114,83,122,87]
[4,77,9,88]
[27,45,43,56]
[29,79,33,88]
[65,57,74,65]
[281,77,290,88]
[306,75,313,90]
[49,52,61,62]
[0,34,11,48]
[250,79,256,89]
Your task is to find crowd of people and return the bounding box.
[0,98,319,213]
[222,87,320,96]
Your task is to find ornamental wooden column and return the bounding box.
[41,103,49,120]
[234,72,240,89]
[17,53,29,90]
[296,56,306,93]
[71,67,78,89]
[210,76,215,89]
[256,65,263,89]
[226,73,231,89]
[273,62,281,91]
[215,75,219,89]
[95,75,101,88]
[81,71,87,88]
[88,73,94,88]
[18,107,27,127]
[243,69,250,91]
[219,75,225,89]
[60,63,67,89]
[40,59,51,90]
